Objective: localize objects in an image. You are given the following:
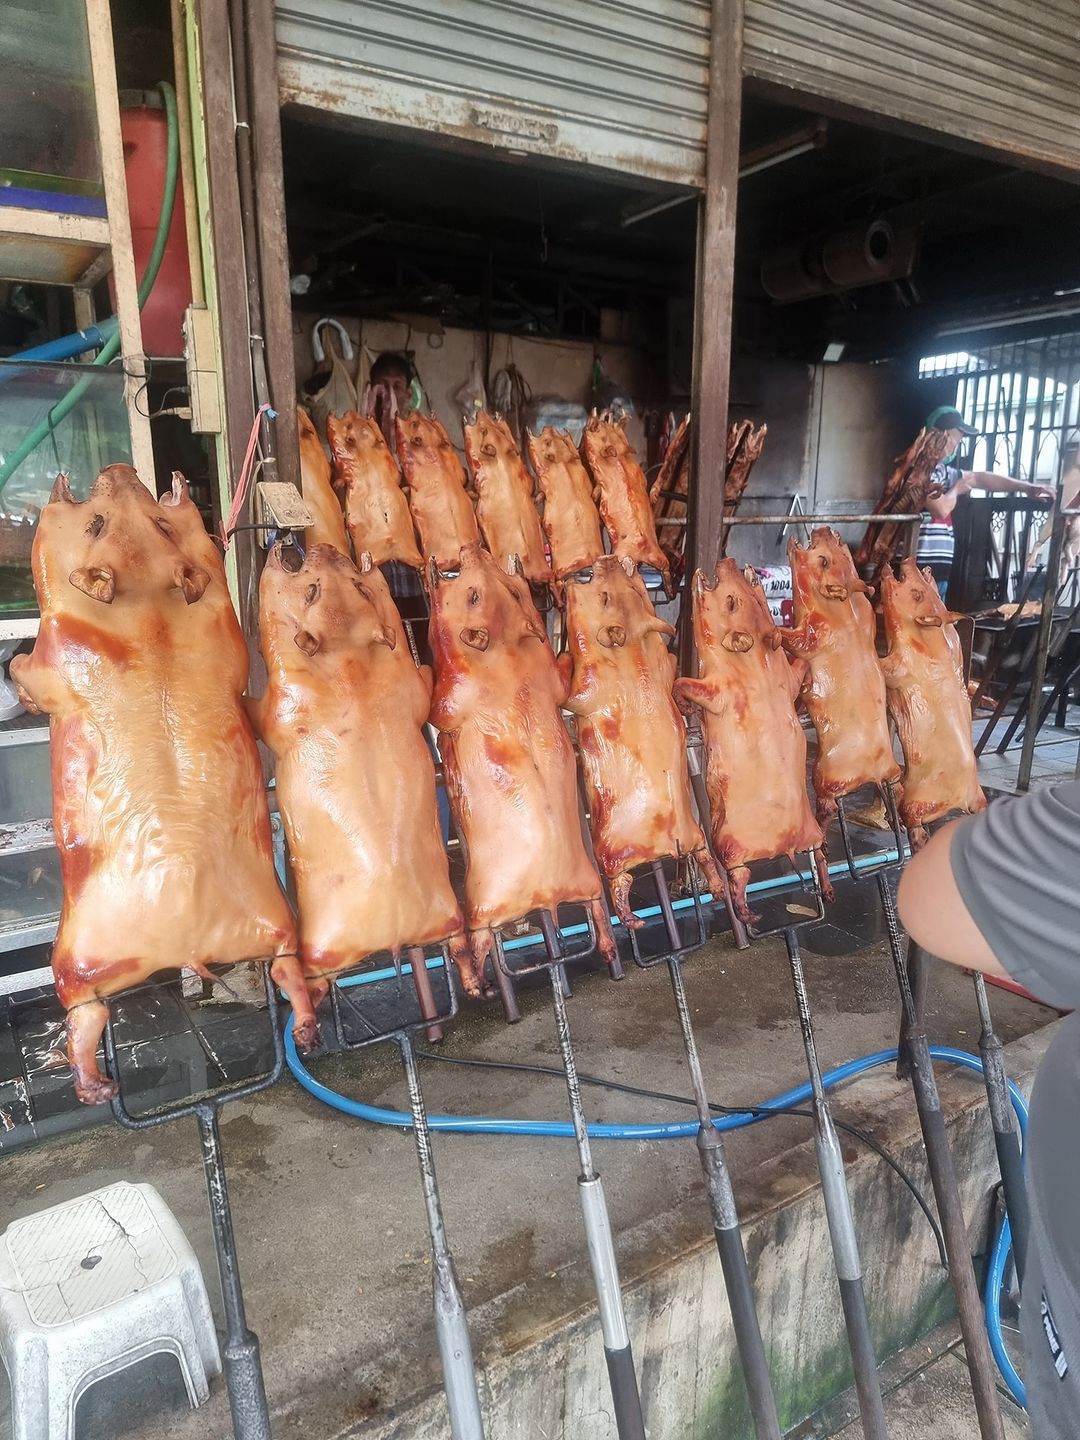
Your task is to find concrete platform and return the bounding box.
[0,895,1057,1440]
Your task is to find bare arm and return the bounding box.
[896,822,1008,977]
[966,471,1054,502]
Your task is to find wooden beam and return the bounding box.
[244,0,300,491]
[687,0,744,617]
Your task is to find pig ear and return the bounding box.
[359,551,374,575]
[507,553,525,579]
[51,473,77,504]
[619,555,635,579]
[160,472,189,508]
[69,565,115,603]
[647,616,677,640]
[293,629,320,656]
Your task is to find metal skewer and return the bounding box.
[104,963,285,1440]
[640,860,782,1440]
[497,908,646,1440]
[972,969,1029,1288]
[325,946,486,1440]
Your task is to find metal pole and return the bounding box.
[409,945,445,1045]
[876,876,1006,1440]
[1018,510,1066,791]
[195,1103,273,1440]
[398,1031,486,1440]
[895,941,928,1083]
[651,869,780,1438]
[541,917,645,1440]
[972,972,1030,1287]
[686,732,750,948]
[784,930,889,1440]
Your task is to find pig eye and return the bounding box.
[354,582,371,601]
[467,588,480,607]
[819,556,829,568]
[911,588,924,602]
[155,518,173,537]
[305,583,319,604]
[86,513,105,538]
[600,591,610,607]
[411,436,424,448]
[726,594,737,612]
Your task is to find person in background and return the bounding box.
[898,783,1080,1440]
[917,405,1054,599]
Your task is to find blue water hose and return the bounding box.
[283,962,1028,1407]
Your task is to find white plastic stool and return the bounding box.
[0,1181,221,1440]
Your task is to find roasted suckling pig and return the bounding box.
[525,426,604,578]
[880,558,986,846]
[395,413,479,569]
[724,421,767,509]
[562,556,725,925]
[784,528,901,824]
[11,467,317,1104]
[428,544,617,985]
[581,412,672,590]
[676,559,825,922]
[252,542,468,989]
[297,405,349,555]
[463,411,552,586]
[853,428,952,581]
[327,410,423,569]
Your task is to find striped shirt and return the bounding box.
[916,463,962,572]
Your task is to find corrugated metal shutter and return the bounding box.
[744,0,1080,176]
[275,0,711,187]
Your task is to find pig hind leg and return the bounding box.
[691,845,727,903]
[449,930,493,999]
[727,866,761,926]
[588,897,623,978]
[67,1000,119,1105]
[271,953,321,1053]
[610,871,644,930]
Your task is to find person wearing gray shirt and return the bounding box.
[899,781,1080,1440]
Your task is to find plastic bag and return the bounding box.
[454,356,487,421]
[305,319,357,443]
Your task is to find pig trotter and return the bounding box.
[811,846,835,904]
[692,844,727,902]
[728,866,761,927]
[611,871,644,930]
[589,896,622,977]
[271,953,320,1052]
[908,825,929,852]
[68,1000,119,1105]
[463,929,495,998]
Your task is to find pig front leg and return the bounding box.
[610,870,644,930]
[691,844,727,903]
[588,897,622,977]
[270,953,320,1052]
[67,1000,119,1105]
[461,928,495,998]
[810,846,835,904]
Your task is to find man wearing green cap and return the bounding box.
[916,405,1054,598]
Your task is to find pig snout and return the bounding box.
[459,626,490,652]
[69,566,116,604]
[721,630,755,653]
[293,629,320,656]
[821,581,849,601]
[596,623,626,649]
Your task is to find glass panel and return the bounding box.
[0,731,52,825]
[0,1,103,200]
[0,360,131,613]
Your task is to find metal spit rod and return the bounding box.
[538,911,646,1440]
[398,1029,486,1440]
[650,864,782,1440]
[972,970,1030,1287]
[720,514,924,526]
[784,927,889,1440]
[875,876,1007,1440]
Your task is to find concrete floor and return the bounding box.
[0,882,1058,1440]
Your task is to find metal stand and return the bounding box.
[874,871,1006,1440]
[685,721,750,949]
[633,861,782,1440]
[973,971,1029,1288]
[323,945,486,1440]
[497,909,646,1440]
[104,964,285,1440]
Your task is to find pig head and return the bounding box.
[693,557,778,660]
[427,544,545,667]
[33,465,213,616]
[260,541,398,668]
[564,554,673,656]
[880,557,961,649]
[788,526,873,611]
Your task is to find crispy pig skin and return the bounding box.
[581,412,672,590]
[464,412,552,585]
[327,410,423,569]
[527,426,604,578]
[563,556,725,927]
[676,558,824,922]
[297,405,349,554]
[10,467,314,1104]
[428,544,616,978]
[395,413,479,569]
[880,558,986,844]
[253,543,465,984]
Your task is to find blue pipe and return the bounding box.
[284,992,1028,1406]
[1,318,117,375]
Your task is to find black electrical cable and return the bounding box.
[415,1047,949,1270]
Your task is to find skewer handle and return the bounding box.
[579,1176,647,1440]
[973,972,1030,1287]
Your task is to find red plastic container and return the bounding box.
[108,100,192,358]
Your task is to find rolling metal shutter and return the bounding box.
[274,0,711,187]
[744,0,1080,176]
